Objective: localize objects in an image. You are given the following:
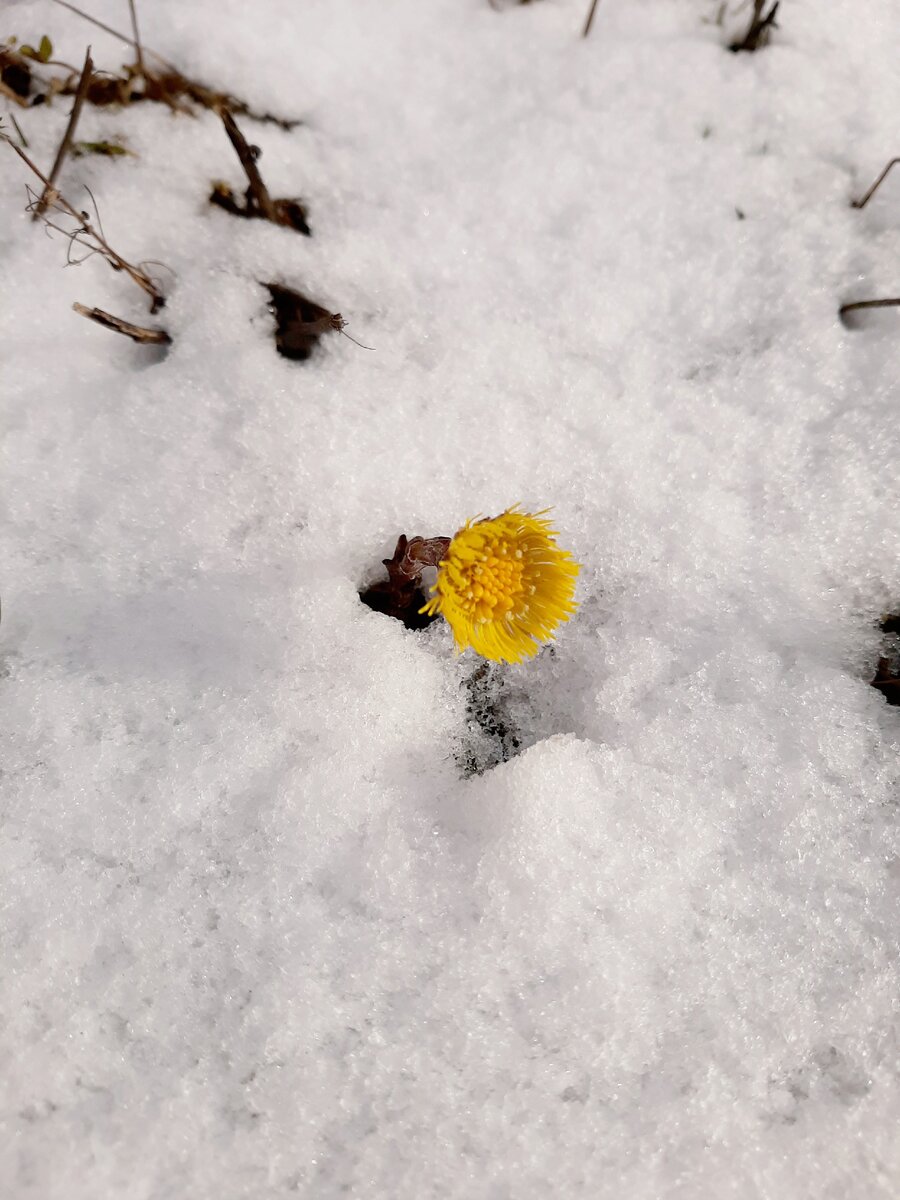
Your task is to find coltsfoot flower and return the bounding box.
[421,508,580,664]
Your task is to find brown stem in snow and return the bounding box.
[128,0,146,77]
[33,46,93,220]
[852,158,900,209]
[730,0,779,53]
[73,302,170,343]
[9,114,29,148]
[1,131,165,310]
[218,107,277,221]
[48,0,298,128]
[49,0,176,71]
[839,297,900,317]
[582,0,601,38]
[359,534,451,629]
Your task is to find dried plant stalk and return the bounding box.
[73,302,170,343]
[730,0,780,52]
[33,46,93,220]
[582,0,601,38]
[852,158,900,209]
[839,297,900,317]
[1,127,165,310]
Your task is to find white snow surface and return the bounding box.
[2,0,900,1196]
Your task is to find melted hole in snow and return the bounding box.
[457,660,522,778]
[871,612,900,706]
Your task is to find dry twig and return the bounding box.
[8,114,29,148]
[839,297,900,318]
[33,46,93,220]
[50,0,175,71]
[0,125,165,310]
[48,0,299,126]
[127,0,146,78]
[730,0,779,52]
[219,107,276,221]
[852,158,900,209]
[212,110,310,233]
[73,301,170,343]
[582,0,602,38]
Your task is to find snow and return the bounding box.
[2,0,900,1196]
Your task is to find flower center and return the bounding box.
[458,540,527,623]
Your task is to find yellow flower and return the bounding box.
[421,508,581,664]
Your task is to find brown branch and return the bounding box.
[9,114,29,148]
[852,158,900,209]
[1,131,165,310]
[49,0,176,71]
[212,112,309,232]
[839,297,900,317]
[73,302,170,343]
[730,0,779,52]
[47,0,299,127]
[218,108,276,221]
[582,0,601,38]
[127,0,146,78]
[33,47,93,220]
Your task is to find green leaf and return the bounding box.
[19,36,52,62]
[72,139,135,159]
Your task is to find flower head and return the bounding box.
[421,508,580,664]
